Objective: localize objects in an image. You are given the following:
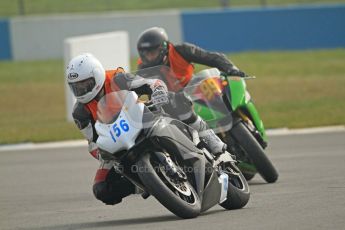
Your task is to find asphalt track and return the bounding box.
[1,130,345,230]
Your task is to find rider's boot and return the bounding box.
[189,116,227,156]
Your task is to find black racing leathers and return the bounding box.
[138,42,238,73]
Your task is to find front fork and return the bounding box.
[154,151,188,182]
[237,102,268,149]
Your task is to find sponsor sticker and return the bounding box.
[68,73,79,80]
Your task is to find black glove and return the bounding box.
[151,85,169,106]
[226,69,247,77]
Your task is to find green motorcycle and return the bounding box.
[186,68,278,183]
[137,66,278,183]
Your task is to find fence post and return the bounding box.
[260,0,267,7]
[18,0,25,15]
[220,0,230,8]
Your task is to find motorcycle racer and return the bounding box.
[66,53,228,205]
[137,26,247,87]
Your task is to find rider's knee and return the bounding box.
[92,181,123,205]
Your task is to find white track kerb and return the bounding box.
[0,126,344,152]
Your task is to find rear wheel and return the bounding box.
[231,122,278,183]
[136,152,201,219]
[220,163,250,210]
[242,172,255,181]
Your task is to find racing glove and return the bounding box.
[226,68,247,78]
[151,85,169,106]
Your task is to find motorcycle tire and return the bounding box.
[220,164,250,210]
[230,122,279,183]
[243,172,256,181]
[136,152,201,219]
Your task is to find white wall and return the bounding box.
[10,10,182,60]
[64,31,130,121]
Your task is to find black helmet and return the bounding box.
[137,27,168,66]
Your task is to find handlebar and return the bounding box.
[224,74,256,80]
[220,71,256,79]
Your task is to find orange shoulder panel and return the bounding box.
[137,58,143,65]
[85,68,125,120]
[168,44,194,86]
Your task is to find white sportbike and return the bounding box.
[94,69,250,219]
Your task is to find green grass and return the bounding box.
[0,59,79,144]
[226,50,345,128]
[1,0,344,17]
[0,49,344,144]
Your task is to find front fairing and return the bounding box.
[95,90,152,154]
[185,71,233,133]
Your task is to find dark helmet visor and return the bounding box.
[139,44,166,66]
[69,77,96,97]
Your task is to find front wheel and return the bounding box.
[231,122,279,183]
[220,163,250,210]
[136,152,201,219]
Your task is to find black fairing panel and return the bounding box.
[148,117,206,197]
[149,117,201,153]
[201,171,222,212]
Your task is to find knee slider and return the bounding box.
[93,181,122,205]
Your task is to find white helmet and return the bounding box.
[66,53,105,103]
